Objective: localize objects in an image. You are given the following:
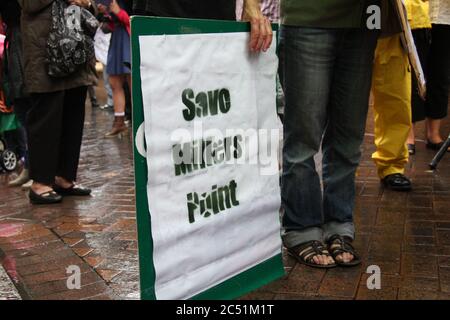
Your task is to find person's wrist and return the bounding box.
[243,0,261,19]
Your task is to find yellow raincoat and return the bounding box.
[372,33,412,179]
[371,0,431,179]
[406,0,431,30]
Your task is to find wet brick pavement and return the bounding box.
[0,86,449,300]
[0,101,138,300]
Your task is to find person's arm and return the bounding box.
[110,0,130,33]
[110,0,130,29]
[115,9,130,28]
[18,0,54,14]
[242,0,273,52]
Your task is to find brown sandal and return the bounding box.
[287,240,337,269]
[327,235,361,267]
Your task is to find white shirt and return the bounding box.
[429,0,450,25]
[94,28,112,66]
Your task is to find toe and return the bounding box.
[327,256,335,265]
[313,256,320,265]
[343,253,354,263]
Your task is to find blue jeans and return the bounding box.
[279,26,379,248]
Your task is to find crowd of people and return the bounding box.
[0,0,449,269]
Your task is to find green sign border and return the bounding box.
[131,16,284,300]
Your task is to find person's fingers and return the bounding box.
[249,18,261,52]
[251,17,273,52]
[254,18,266,52]
[262,18,273,52]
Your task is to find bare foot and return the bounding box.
[313,254,336,266]
[31,182,54,195]
[335,252,355,264]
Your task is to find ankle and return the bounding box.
[31,182,53,193]
[427,135,443,144]
[55,176,73,188]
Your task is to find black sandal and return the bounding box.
[53,184,92,196]
[287,240,337,269]
[29,189,62,205]
[426,140,450,152]
[327,235,361,267]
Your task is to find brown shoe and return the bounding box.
[105,116,127,138]
[8,169,30,187]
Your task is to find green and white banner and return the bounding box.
[131,17,284,300]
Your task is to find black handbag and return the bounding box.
[46,0,99,78]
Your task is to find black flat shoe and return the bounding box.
[29,189,62,205]
[407,144,416,155]
[54,185,92,196]
[382,173,412,191]
[426,140,450,152]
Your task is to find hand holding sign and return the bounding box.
[242,0,273,52]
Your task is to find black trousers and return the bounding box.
[423,24,450,121]
[411,28,431,123]
[27,86,87,185]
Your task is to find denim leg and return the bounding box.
[323,221,355,242]
[322,29,379,239]
[279,26,339,247]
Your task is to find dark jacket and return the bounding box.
[18,0,98,94]
[381,0,403,36]
[0,0,28,101]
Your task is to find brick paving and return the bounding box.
[0,101,138,300]
[247,98,450,300]
[0,85,449,299]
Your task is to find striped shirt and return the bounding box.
[429,0,450,25]
[236,0,280,22]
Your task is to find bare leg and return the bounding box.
[110,75,126,114]
[106,75,128,137]
[426,118,443,143]
[407,123,415,145]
